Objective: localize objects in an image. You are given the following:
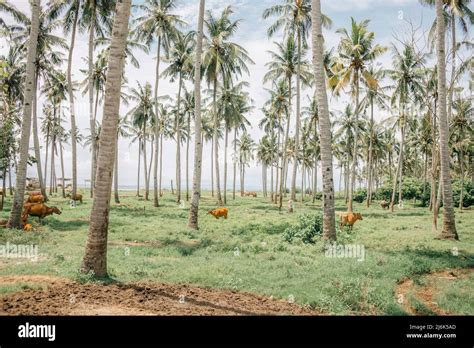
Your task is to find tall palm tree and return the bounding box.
[360,65,389,206]
[333,18,386,212]
[435,0,459,240]
[450,97,473,209]
[128,82,155,201]
[162,30,195,204]
[7,0,41,229]
[181,88,195,201]
[134,0,184,207]
[188,0,206,230]
[81,0,131,276]
[235,132,256,195]
[202,5,253,206]
[311,0,336,240]
[263,0,332,202]
[388,43,425,211]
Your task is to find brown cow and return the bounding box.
[380,200,390,209]
[244,191,257,197]
[27,191,42,196]
[207,208,228,219]
[66,193,83,204]
[26,194,44,204]
[339,212,363,230]
[22,203,61,223]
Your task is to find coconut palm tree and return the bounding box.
[127,82,155,200]
[311,0,336,240]
[235,132,256,195]
[202,5,253,206]
[162,30,195,204]
[81,0,131,276]
[387,43,425,211]
[360,65,389,206]
[263,0,332,201]
[450,97,473,209]
[188,0,206,230]
[332,17,386,212]
[134,0,184,207]
[7,0,41,229]
[435,0,459,240]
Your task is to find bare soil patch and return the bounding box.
[395,268,474,315]
[0,276,318,316]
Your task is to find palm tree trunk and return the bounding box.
[290,29,302,201]
[32,73,47,200]
[232,128,237,200]
[159,132,163,197]
[279,78,292,210]
[59,140,66,198]
[270,163,274,203]
[153,37,161,207]
[390,124,404,212]
[89,0,97,199]
[8,163,13,195]
[213,76,223,206]
[459,147,464,209]
[186,112,190,201]
[44,127,49,188]
[347,71,360,213]
[114,134,120,204]
[262,163,266,197]
[224,127,228,204]
[398,120,406,207]
[136,142,141,197]
[49,131,55,195]
[175,74,183,204]
[211,138,214,197]
[430,99,437,211]
[435,0,458,240]
[366,99,374,206]
[143,128,149,200]
[8,0,40,228]
[188,0,206,229]
[147,137,153,197]
[66,0,79,200]
[312,0,337,240]
[447,11,455,124]
[81,0,131,276]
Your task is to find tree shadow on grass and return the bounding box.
[44,219,90,231]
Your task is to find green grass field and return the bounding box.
[1,191,473,315]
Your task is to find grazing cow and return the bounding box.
[22,203,62,223]
[27,191,42,196]
[380,200,390,209]
[26,194,44,204]
[207,208,228,220]
[66,193,83,204]
[339,212,363,230]
[243,191,257,197]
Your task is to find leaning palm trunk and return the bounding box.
[312,0,337,240]
[347,73,360,213]
[32,74,47,200]
[188,0,206,230]
[153,37,161,207]
[89,0,97,198]
[435,0,458,240]
[81,0,131,276]
[186,112,190,201]
[290,29,302,201]
[212,77,223,206]
[8,0,41,228]
[136,143,141,196]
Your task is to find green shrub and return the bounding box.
[283,213,323,244]
[353,188,367,203]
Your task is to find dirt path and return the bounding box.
[0,275,318,316]
[395,268,474,315]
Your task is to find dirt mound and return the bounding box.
[1,279,318,316]
[395,267,474,315]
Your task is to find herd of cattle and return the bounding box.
[0,188,396,231]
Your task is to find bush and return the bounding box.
[353,188,367,203]
[452,180,474,208]
[283,213,323,244]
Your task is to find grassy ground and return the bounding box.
[0,190,473,315]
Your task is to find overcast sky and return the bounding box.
[2,0,469,191]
